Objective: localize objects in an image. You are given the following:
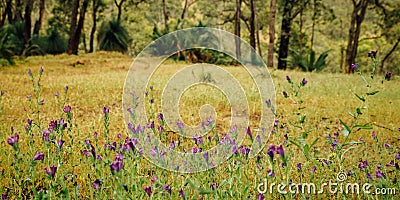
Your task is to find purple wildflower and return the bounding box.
[367,172,373,180]
[162,184,172,194]
[267,145,275,160]
[45,165,57,177]
[179,188,185,198]
[58,140,65,149]
[144,186,152,196]
[103,107,109,114]
[301,78,308,86]
[39,67,44,74]
[65,86,69,92]
[375,170,385,178]
[286,75,291,82]
[267,169,275,177]
[7,133,19,146]
[358,160,369,169]
[276,145,284,157]
[384,143,391,149]
[54,92,59,97]
[395,152,400,160]
[311,166,316,174]
[372,131,376,138]
[203,152,209,162]
[334,132,339,137]
[368,50,377,58]
[63,105,71,113]
[258,193,265,200]
[351,63,359,70]
[34,152,44,161]
[177,121,184,130]
[347,170,353,176]
[297,162,302,171]
[282,91,288,98]
[246,126,252,139]
[240,146,250,156]
[110,160,123,172]
[93,179,102,190]
[265,99,271,107]
[28,69,33,76]
[151,176,157,183]
[385,72,392,81]
[274,120,278,127]
[158,113,164,121]
[0,91,4,96]
[359,137,364,142]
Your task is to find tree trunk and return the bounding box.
[234,0,241,59]
[1,0,13,27]
[162,0,168,29]
[71,0,89,55]
[299,8,303,52]
[33,0,45,35]
[310,0,317,50]
[249,0,256,49]
[255,7,262,58]
[23,0,34,47]
[67,0,80,54]
[114,0,125,22]
[89,0,99,53]
[345,0,369,73]
[277,1,292,70]
[267,0,276,68]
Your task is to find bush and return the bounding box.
[97,19,130,53]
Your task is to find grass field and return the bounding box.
[0,52,399,199]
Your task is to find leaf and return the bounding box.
[340,119,351,137]
[366,91,379,96]
[356,108,362,115]
[310,138,319,148]
[300,115,306,124]
[199,189,213,195]
[354,124,373,129]
[288,139,301,149]
[354,93,365,102]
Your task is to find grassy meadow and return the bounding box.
[0,52,399,199]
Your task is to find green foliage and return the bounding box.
[0,28,17,65]
[97,19,130,53]
[285,50,331,72]
[31,28,67,55]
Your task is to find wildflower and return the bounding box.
[311,166,316,174]
[367,172,373,180]
[54,92,59,97]
[144,186,152,196]
[151,176,157,183]
[39,67,44,74]
[376,164,382,169]
[2,193,7,200]
[267,145,275,160]
[359,137,364,142]
[93,179,102,190]
[158,113,164,121]
[297,162,302,171]
[256,135,261,144]
[385,72,392,81]
[110,160,123,172]
[358,160,369,169]
[65,86,69,92]
[240,146,250,156]
[58,140,65,149]
[39,99,45,105]
[246,126,252,139]
[276,145,284,157]
[177,121,184,130]
[149,98,154,104]
[395,152,400,160]
[265,99,271,108]
[286,75,291,83]
[0,91,4,96]
[351,63,359,70]
[7,133,19,146]
[372,131,376,138]
[274,120,278,127]
[267,169,275,177]
[301,78,308,86]
[103,107,109,114]
[367,50,377,58]
[34,152,44,161]
[258,193,265,200]
[179,188,185,198]
[334,132,339,137]
[63,105,71,113]
[162,184,172,194]
[45,165,57,177]
[384,143,391,149]
[347,170,353,176]
[282,91,288,98]
[203,152,209,162]
[28,69,33,76]
[375,170,385,179]
[211,183,218,190]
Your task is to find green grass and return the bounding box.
[0,52,399,199]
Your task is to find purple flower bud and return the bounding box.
[276,145,285,157]
[7,133,19,146]
[63,105,71,113]
[385,143,391,149]
[0,91,4,96]
[39,99,45,105]
[179,188,185,198]
[274,120,278,127]
[54,92,59,97]
[311,166,316,174]
[282,91,288,98]
[110,160,123,172]
[177,121,184,130]
[301,78,308,86]
[93,179,102,190]
[359,137,364,142]
[395,152,400,160]
[258,193,265,200]
[103,107,109,114]
[39,67,44,74]
[346,170,353,176]
[267,169,275,177]
[286,75,291,82]
[162,184,172,194]
[267,145,275,160]
[375,170,385,178]
[28,69,32,76]
[58,140,65,149]
[65,86,69,92]
[34,152,45,161]
[151,176,157,183]
[351,63,359,70]
[334,132,339,137]
[297,162,302,171]
[246,126,252,139]
[367,50,377,58]
[45,165,57,177]
[2,193,7,200]
[158,113,164,121]
[372,131,376,138]
[367,172,373,180]
[385,72,392,81]
[144,186,152,196]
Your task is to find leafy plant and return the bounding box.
[97,19,130,53]
[286,50,331,72]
